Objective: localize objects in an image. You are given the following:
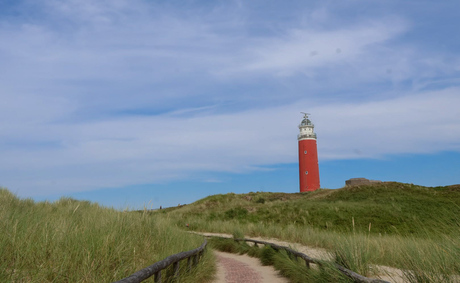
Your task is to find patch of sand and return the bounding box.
[213,251,289,283]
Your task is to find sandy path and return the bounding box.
[213,251,289,283]
[197,232,331,260]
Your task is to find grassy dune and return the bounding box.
[158,182,460,282]
[163,182,460,235]
[0,188,214,283]
[2,182,458,282]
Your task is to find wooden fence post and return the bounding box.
[187,256,192,271]
[154,271,161,283]
[173,261,180,277]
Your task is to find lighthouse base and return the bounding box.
[298,139,320,192]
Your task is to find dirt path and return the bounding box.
[213,251,289,283]
[196,232,404,283]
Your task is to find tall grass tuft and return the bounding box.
[0,188,214,282]
[396,234,460,283]
[271,251,352,283]
[331,233,374,276]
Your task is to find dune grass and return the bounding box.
[201,217,460,282]
[163,182,460,236]
[0,188,214,283]
[157,182,460,282]
[3,181,458,282]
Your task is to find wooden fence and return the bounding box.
[114,239,207,283]
[233,238,390,283]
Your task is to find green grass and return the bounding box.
[206,223,460,282]
[0,188,214,283]
[332,234,374,276]
[162,182,460,235]
[3,181,459,282]
[395,234,460,283]
[156,182,460,282]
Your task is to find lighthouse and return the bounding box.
[298,113,320,192]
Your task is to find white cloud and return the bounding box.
[1,87,459,196]
[1,1,460,197]
[241,20,408,73]
[314,87,460,159]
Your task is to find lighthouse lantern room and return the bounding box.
[298,113,320,192]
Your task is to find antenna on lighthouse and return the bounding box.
[301,112,310,118]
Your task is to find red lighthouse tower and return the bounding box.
[298,113,320,192]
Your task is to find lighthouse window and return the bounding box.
[305,171,308,175]
[304,150,307,154]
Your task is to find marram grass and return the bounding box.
[0,188,214,283]
[159,182,460,282]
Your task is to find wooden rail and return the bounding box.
[233,238,389,283]
[114,239,207,283]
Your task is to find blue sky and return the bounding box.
[1,0,459,209]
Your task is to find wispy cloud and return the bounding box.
[1,86,459,195]
[1,0,459,197]
[241,20,407,73]
[315,87,460,159]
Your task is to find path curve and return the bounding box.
[213,251,289,283]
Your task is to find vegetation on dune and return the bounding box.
[2,181,459,282]
[162,182,460,235]
[157,182,460,282]
[0,188,214,283]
